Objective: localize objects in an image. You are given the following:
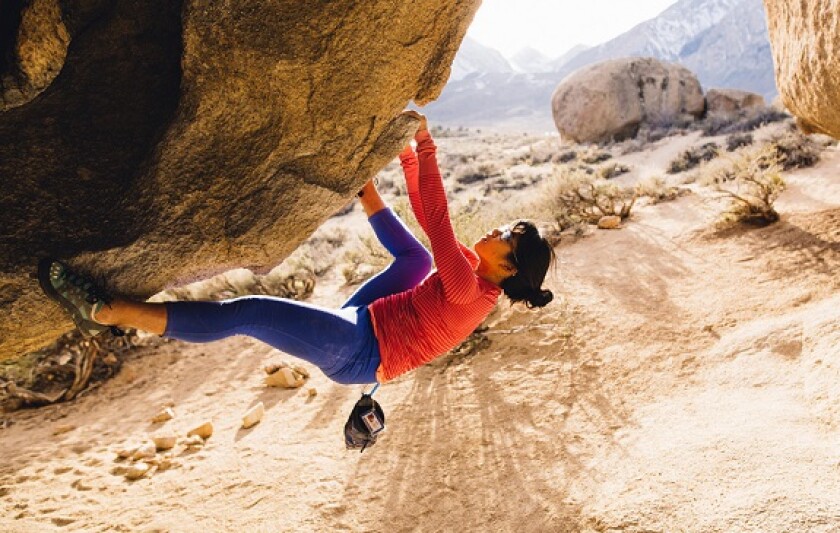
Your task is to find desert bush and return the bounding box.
[725,132,753,152]
[159,267,317,302]
[342,234,393,285]
[766,131,821,170]
[579,147,612,165]
[667,142,719,174]
[546,167,637,231]
[455,161,501,184]
[699,146,787,226]
[554,149,577,163]
[700,107,790,136]
[635,176,684,204]
[598,162,631,180]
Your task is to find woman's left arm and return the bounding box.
[414,130,483,304]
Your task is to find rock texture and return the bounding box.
[0,0,480,358]
[551,57,705,143]
[764,0,840,138]
[705,88,766,114]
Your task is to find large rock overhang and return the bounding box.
[0,0,481,358]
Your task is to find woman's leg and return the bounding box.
[344,187,432,308]
[97,296,378,383]
[95,299,167,335]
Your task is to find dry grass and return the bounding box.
[635,176,686,205]
[767,130,822,170]
[544,166,637,231]
[667,142,720,174]
[700,107,790,136]
[598,162,631,180]
[725,132,754,152]
[699,145,787,226]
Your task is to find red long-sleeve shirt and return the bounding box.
[370,130,501,382]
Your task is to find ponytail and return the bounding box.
[499,221,555,309]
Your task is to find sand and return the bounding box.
[1,134,839,532]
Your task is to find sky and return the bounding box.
[467,0,680,60]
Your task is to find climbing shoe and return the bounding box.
[37,258,114,337]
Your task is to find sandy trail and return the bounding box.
[0,141,838,532]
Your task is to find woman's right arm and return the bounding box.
[400,146,431,235]
[414,129,483,304]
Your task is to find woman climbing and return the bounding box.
[38,111,555,386]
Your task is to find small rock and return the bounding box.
[241,402,265,429]
[71,479,93,491]
[124,462,151,480]
[103,353,118,365]
[116,444,139,459]
[152,435,177,451]
[597,215,622,229]
[151,407,175,423]
[263,363,284,375]
[53,424,75,436]
[265,366,306,388]
[187,421,213,439]
[183,435,205,448]
[307,388,318,397]
[151,454,176,471]
[131,442,156,461]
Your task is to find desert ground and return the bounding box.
[1,120,839,532]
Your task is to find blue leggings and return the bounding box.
[163,208,432,384]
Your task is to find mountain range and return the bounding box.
[424,0,776,131]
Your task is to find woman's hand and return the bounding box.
[401,110,428,135]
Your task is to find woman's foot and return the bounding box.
[37,258,114,337]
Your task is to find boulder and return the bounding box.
[551,57,705,143]
[764,0,840,138]
[0,0,481,359]
[705,88,766,115]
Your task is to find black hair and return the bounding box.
[499,220,555,309]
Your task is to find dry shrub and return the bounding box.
[700,107,790,136]
[699,146,786,226]
[767,131,821,170]
[667,142,719,174]
[578,147,612,165]
[725,132,754,152]
[455,161,501,184]
[635,176,684,204]
[342,234,392,285]
[546,167,637,231]
[157,266,316,303]
[598,162,631,180]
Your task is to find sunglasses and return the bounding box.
[500,224,524,266]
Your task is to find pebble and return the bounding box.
[183,435,205,448]
[187,421,213,439]
[241,402,265,429]
[124,462,151,480]
[597,215,622,229]
[151,407,175,423]
[265,366,306,388]
[116,444,139,459]
[308,388,318,397]
[153,435,177,451]
[53,424,75,436]
[131,442,156,461]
